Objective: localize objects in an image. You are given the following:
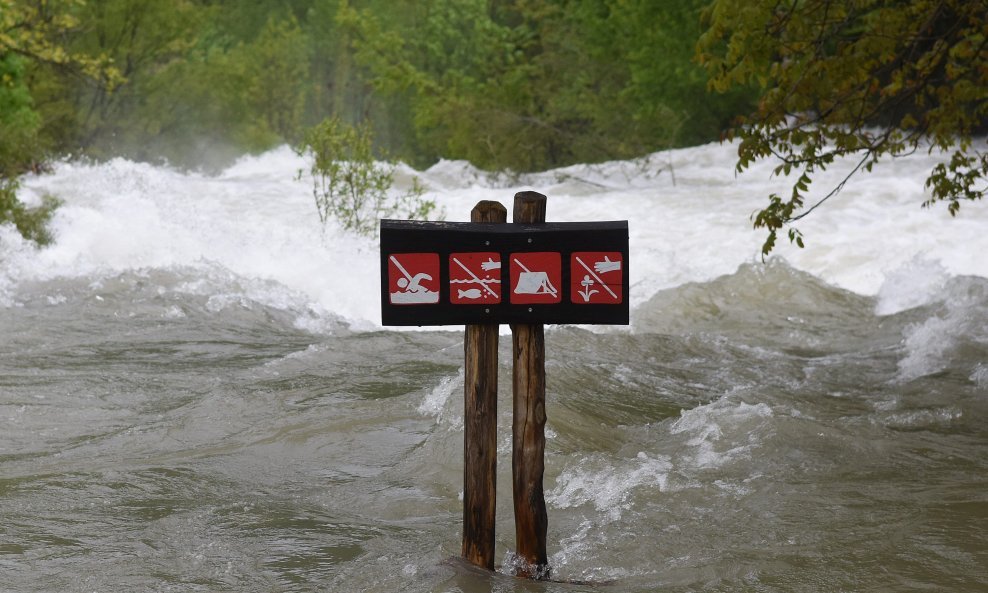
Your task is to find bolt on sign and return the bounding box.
[380,219,628,326]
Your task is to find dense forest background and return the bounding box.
[2,0,754,174]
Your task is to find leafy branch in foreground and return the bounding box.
[296,117,440,237]
[697,0,987,257]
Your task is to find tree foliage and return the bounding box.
[0,0,120,84]
[27,0,313,167]
[1,0,120,245]
[4,0,753,174]
[338,0,751,171]
[697,0,988,256]
[312,0,725,227]
[1,0,120,173]
[0,53,40,173]
[0,52,53,244]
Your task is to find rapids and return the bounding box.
[1,142,986,592]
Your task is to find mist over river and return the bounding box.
[2,142,987,592]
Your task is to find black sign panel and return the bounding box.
[380,219,629,326]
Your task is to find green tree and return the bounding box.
[240,16,311,146]
[697,0,988,255]
[0,53,41,172]
[611,0,755,149]
[34,0,214,163]
[338,0,744,172]
[76,0,202,151]
[1,0,120,171]
[0,53,59,245]
[25,0,318,168]
[338,0,547,170]
[1,0,118,245]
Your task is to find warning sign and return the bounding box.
[570,252,622,304]
[380,220,628,325]
[450,252,501,304]
[510,252,561,305]
[388,253,440,305]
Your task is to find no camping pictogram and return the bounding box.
[450,252,502,304]
[510,252,561,305]
[570,252,623,304]
[388,253,440,305]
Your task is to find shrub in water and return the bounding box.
[297,117,439,237]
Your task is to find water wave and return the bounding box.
[5,142,988,331]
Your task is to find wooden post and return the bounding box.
[510,191,550,579]
[462,200,507,570]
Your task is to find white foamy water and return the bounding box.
[5,141,987,326]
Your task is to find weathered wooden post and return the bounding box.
[510,191,550,578]
[462,200,506,570]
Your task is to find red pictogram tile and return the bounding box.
[570,252,622,304]
[509,252,561,304]
[387,253,440,305]
[450,252,502,304]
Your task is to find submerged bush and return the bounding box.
[0,180,60,246]
[297,117,439,237]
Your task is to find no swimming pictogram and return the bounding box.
[388,253,440,305]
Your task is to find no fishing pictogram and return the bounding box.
[450,252,502,304]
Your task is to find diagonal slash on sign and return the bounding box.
[390,255,427,284]
[453,257,499,298]
[575,256,618,299]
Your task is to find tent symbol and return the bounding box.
[513,259,558,297]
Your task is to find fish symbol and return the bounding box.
[458,288,483,299]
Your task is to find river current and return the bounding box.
[1,143,986,592]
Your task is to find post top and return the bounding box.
[513,191,547,224]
